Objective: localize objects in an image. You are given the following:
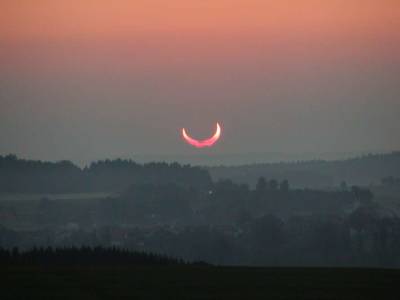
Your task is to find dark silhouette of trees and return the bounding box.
[0,246,185,266]
[268,179,278,191]
[351,186,374,205]
[279,180,289,192]
[2,153,400,268]
[209,152,400,189]
[256,177,267,193]
[0,155,212,193]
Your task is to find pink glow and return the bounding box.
[182,123,221,148]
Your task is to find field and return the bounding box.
[2,266,400,299]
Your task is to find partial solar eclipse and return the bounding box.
[182,122,221,148]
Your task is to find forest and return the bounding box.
[1,154,400,268]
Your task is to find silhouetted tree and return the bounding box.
[268,179,278,191]
[340,181,348,191]
[351,186,374,205]
[279,180,289,192]
[256,177,267,193]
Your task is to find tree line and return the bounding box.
[209,151,400,188]
[0,154,212,193]
[0,246,187,266]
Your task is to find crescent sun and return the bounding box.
[182,122,222,148]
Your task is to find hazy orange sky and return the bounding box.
[1,1,399,164]
[1,1,400,38]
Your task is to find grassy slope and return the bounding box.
[2,266,400,300]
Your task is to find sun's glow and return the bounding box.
[182,123,221,148]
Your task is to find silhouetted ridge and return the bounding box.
[0,155,212,193]
[0,246,186,266]
[209,151,400,188]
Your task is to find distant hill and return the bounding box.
[0,155,212,193]
[208,152,400,189]
[2,152,399,193]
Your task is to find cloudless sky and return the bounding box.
[1,1,399,164]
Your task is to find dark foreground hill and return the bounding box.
[209,152,400,188]
[2,265,400,300]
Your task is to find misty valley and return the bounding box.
[1,152,400,268]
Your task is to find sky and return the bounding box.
[1,1,399,165]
